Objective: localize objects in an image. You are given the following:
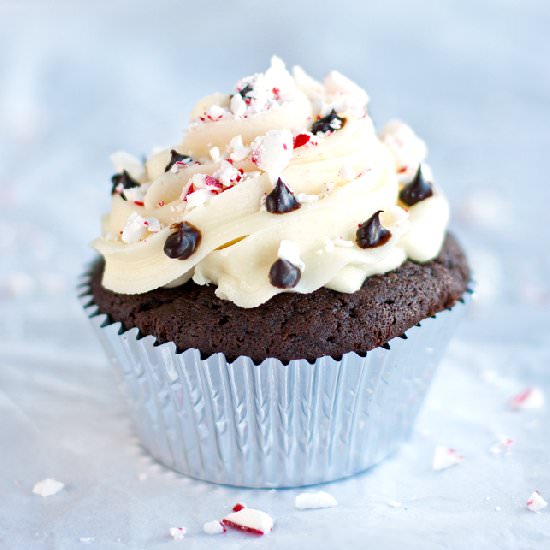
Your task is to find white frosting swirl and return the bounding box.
[93,57,449,308]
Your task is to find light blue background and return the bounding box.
[0,1,549,548]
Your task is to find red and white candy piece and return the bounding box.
[489,436,514,455]
[526,491,548,512]
[222,504,273,535]
[295,490,338,510]
[511,387,545,410]
[203,520,226,535]
[168,526,186,540]
[432,446,464,471]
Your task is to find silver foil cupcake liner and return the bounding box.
[80,273,471,488]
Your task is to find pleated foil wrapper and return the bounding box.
[80,273,471,488]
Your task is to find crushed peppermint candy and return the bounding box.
[213,160,243,187]
[511,387,545,410]
[526,491,548,512]
[222,507,274,535]
[232,502,246,512]
[293,133,311,149]
[250,129,293,182]
[295,491,338,510]
[168,527,186,540]
[32,478,65,497]
[489,436,514,455]
[228,135,250,161]
[295,192,319,204]
[121,212,162,244]
[181,173,224,203]
[209,146,221,161]
[203,520,226,535]
[432,446,464,471]
[379,120,427,183]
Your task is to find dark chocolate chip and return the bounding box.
[164,222,201,260]
[237,84,254,99]
[311,109,345,135]
[111,170,140,200]
[399,166,433,206]
[356,210,392,249]
[165,149,193,172]
[265,178,301,214]
[269,259,301,289]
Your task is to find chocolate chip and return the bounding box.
[269,259,302,289]
[356,210,392,249]
[165,149,193,172]
[399,166,433,206]
[164,222,201,260]
[237,84,253,99]
[111,170,140,200]
[311,109,345,135]
[265,178,301,214]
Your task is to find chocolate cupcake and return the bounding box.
[81,57,471,487]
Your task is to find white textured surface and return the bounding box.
[1,1,549,548]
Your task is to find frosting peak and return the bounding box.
[93,57,449,308]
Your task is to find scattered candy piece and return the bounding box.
[222,507,274,535]
[32,478,65,497]
[232,503,246,512]
[169,527,186,540]
[295,491,338,510]
[511,388,545,410]
[432,446,464,471]
[203,520,226,535]
[489,436,514,455]
[386,500,404,509]
[526,491,547,512]
[79,537,95,544]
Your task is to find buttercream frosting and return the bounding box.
[93,57,449,308]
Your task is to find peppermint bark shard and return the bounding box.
[356,210,391,249]
[164,222,201,260]
[265,178,301,213]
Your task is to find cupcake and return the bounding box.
[81,56,471,488]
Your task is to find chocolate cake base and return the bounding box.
[88,233,470,363]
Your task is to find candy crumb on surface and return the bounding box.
[32,478,65,497]
[432,446,464,471]
[203,520,226,535]
[168,527,186,540]
[511,388,545,410]
[295,490,338,509]
[526,491,548,512]
[222,507,274,535]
